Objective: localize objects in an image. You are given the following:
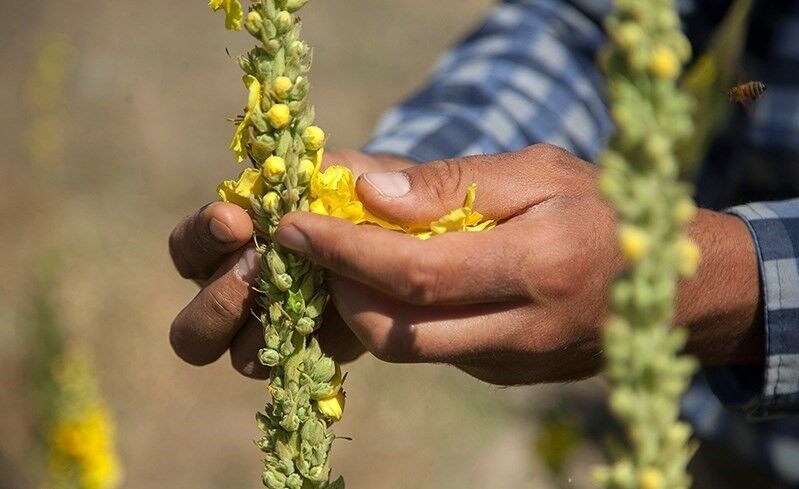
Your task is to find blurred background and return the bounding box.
[0,1,611,488]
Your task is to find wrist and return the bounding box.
[676,209,764,366]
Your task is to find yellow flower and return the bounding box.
[266,103,291,129]
[208,0,243,31]
[619,225,650,263]
[302,126,326,151]
[218,167,264,208]
[230,75,263,162]
[264,155,286,181]
[309,165,367,223]
[272,76,293,99]
[317,392,345,421]
[308,165,494,237]
[649,45,680,79]
[421,183,495,238]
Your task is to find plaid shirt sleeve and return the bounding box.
[362,0,613,163]
[702,200,799,419]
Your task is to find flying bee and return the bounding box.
[727,81,767,104]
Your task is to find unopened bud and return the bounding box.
[295,317,315,335]
[272,76,293,100]
[262,191,281,214]
[267,103,291,129]
[259,348,280,367]
[302,126,326,151]
[245,11,263,36]
[264,155,286,182]
[275,11,292,32]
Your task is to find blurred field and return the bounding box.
[0,1,607,488]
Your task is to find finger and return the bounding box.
[328,275,527,364]
[355,144,593,226]
[228,304,366,379]
[276,212,530,305]
[170,246,260,366]
[329,276,601,383]
[169,202,254,281]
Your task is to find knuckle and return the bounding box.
[370,330,417,363]
[401,255,441,305]
[419,159,465,205]
[205,286,243,323]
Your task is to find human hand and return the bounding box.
[274,145,764,385]
[168,149,412,378]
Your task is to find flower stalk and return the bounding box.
[595,1,699,488]
[211,1,345,487]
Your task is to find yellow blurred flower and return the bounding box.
[230,75,262,162]
[677,236,701,278]
[208,0,243,31]
[47,353,121,489]
[649,46,680,79]
[218,167,264,208]
[619,225,650,263]
[50,406,121,489]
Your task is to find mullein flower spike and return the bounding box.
[47,352,122,489]
[210,2,494,487]
[595,0,700,488]
[212,1,345,486]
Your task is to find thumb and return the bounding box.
[355,146,568,226]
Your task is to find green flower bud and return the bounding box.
[245,11,264,36]
[275,11,293,33]
[304,293,327,318]
[259,348,281,367]
[263,470,287,489]
[285,474,302,489]
[295,317,315,335]
[311,357,335,383]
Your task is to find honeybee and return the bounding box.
[727,81,767,104]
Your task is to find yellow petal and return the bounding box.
[309,199,329,216]
[208,0,243,31]
[317,392,345,421]
[229,120,249,162]
[244,75,262,112]
[217,167,263,208]
[331,202,366,224]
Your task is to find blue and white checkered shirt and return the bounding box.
[363,0,799,484]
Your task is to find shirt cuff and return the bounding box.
[704,202,799,419]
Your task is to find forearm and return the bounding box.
[677,209,764,366]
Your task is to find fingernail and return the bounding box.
[209,217,236,243]
[363,171,410,198]
[276,224,310,253]
[234,247,261,283]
